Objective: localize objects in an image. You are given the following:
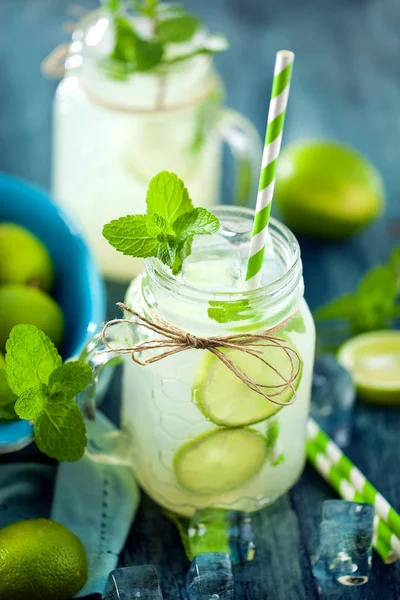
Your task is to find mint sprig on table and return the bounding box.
[3,325,91,462]
[315,246,400,334]
[103,171,220,275]
[103,0,229,80]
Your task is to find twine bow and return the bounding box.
[101,302,301,406]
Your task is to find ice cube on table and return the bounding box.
[104,565,163,599]
[312,500,375,587]
[185,553,234,600]
[188,508,255,566]
[311,356,356,447]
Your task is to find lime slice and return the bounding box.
[337,330,400,404]
[174,428,267,494]
[194,341,302,426]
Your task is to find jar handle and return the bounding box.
[78,321,128,420]
[219,107,262,207]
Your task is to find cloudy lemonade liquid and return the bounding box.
[122,208,315,517]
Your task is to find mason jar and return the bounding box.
[82,207,315,517]
[52,7,262,281]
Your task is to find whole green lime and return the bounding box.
[0,284,64,352]
[0,223,54,291]
[0,518,88,600]
[275,141,385,239]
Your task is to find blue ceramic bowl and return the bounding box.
[0,174,106,453]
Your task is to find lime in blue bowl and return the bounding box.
[0,174,106,453]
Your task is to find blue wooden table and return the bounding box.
[1,0,400,597]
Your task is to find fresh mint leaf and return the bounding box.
[147,213,172,238]
[265,420,280,449]
[208,299,254,324]
[14,384,48,420]
[157,239,177,266]
[158,15,201,43]
[173,207,219,240]
[171,236,193,275]
[108,0,121,12]
[281,313,306,335]
[103,215,158,257]
[49,362,93,397]
[134,38,164,71]
[146,171,193,224]
[0,370,17,420]
[6,325,62,396]
[34,396,87,462]
[315,294,358,321]
[112,15,138,65]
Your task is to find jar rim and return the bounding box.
[146,206,302,308]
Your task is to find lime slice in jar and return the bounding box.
[337,330,400,404]
[194,340,302,427]
[174,428,267,494]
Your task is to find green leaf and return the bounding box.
[157,239,177,266]
[111,15,138,65]
[103,215,159,257]
[158,15,201,43]
[147,213,171,238]
[314,294,358,322]
[171,236,193,275]
[0,370,17,420]
[5,325,62,396]
[208,299,254,324]
[358,265,397,300]
[133,38,163,72]
[146,171,193,224]
[281,313,306,334]
[108,0,121,12]
[265,420,280,449]
[49,362,93,397]
[173,207,219,240]
[14,384,48,420]
[34,396,87,462]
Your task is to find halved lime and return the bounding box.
[174,428,267,494]
[194,341,302,426]
[337,331,400,404]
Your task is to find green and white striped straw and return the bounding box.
[307,418,400,564]
[246,50,295,289]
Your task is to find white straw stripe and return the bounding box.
[350,467,367,491]
[273,51,293,75]
[325,440,342,465]
[267,87,290,123]
[390,532,400,557]
[315,452,331,476]
[376,494,391,521]
[339,479,356,501]
[248,229,271,257]
[261,133,283,169]
[254,182,275,212]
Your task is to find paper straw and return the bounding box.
[307,420,400,564]
[307,419,400,541]
[245,50,295,289]
[306,439,398,564]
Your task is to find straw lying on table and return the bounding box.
[246,50,295,289]
[307,418,400,564]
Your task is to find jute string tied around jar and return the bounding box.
[100,302,301,406]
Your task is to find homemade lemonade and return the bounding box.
[121,207,315,516]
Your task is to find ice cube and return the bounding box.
[185,553,234,600]
[311,356,356,447]
[104,565,164,599]
[188,509,255,566]
[312,500,375,587]
[181,249,243,291]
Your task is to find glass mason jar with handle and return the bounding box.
[80,207,316,517]
[52,6,262,281]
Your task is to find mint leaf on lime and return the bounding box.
[0,370,17,420]
[146,171,193,224]
[14,384,48,420]
[103,215,158,258]
[6,325,62,395]
[158,15,201,43]
[49,362,93,397]
[34,397,87,462]
[103,171,220,275]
